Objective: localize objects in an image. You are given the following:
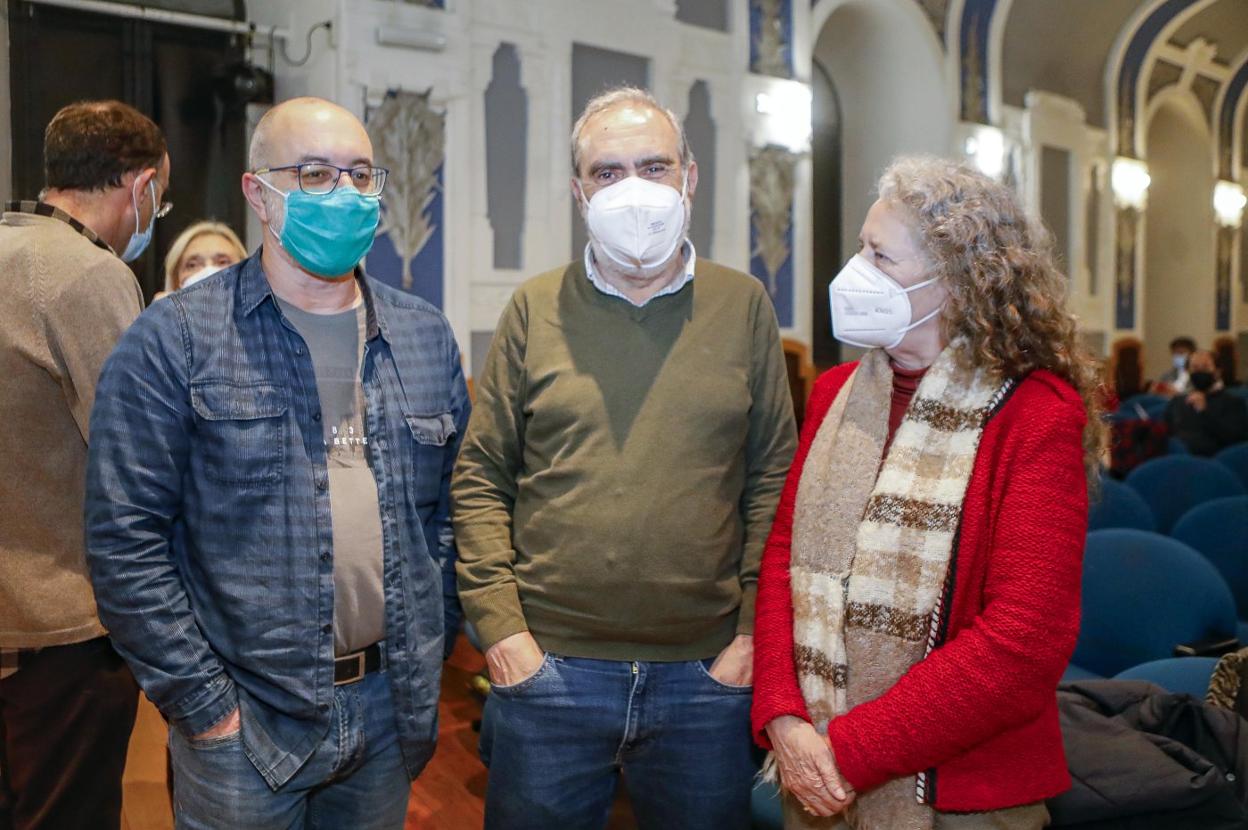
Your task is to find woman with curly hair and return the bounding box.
[751,156,1104,829]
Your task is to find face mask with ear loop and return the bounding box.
[579,172,689,276]
[828,253,944,349]
[256,176,380,278]
[120,178,157,263]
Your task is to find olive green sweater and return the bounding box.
[452,258,796,661]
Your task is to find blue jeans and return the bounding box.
[480,654,756,830]
[169,671,410,830]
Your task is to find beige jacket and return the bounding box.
[0,204,143,647]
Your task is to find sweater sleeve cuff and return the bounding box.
[751,706,812,751]
[736,582,758,635]
[827,715,888,794]
[466,582,529,652]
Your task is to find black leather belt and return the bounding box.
[333,642,384,686]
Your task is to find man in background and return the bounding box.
[1158,335,1197,396]
[0,100,168,829]
[1165,349,1248,456]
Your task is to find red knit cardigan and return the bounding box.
[751,362,1088,811]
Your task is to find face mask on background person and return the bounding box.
[258,178,380,278]
[121,178,157,263]
[180,264,223,290]
[828,253,943,349]
[1172,353,1189,372]
[581,173,688,277]
[1189,371,1216,392]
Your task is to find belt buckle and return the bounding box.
[334,651,366,686]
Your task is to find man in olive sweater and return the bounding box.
[452,87,796,829]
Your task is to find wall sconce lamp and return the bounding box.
[962,125,1005,179]
[754,80,812,153]
[1213,180,1246,229]
[1111,157,1151,211]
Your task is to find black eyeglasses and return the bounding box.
[254,163,388,196]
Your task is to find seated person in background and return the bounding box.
[1156,335,1197,396]
[1165,349,1248,455]
[155,220,246,299]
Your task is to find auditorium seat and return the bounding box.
[1124,455,1247,533]
[1172,496,1248,642]
[1088,477,1157,532]
[1113,657,1218,697]
[1069,529,1237,678]
[1216,443,1248,490]
[1119,393,1168,421]
[751,778,783,830]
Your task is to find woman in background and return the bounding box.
[156,220,246,298]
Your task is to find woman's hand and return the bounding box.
[765,715,854,817]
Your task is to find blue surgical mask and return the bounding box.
[259,178,380,278]
[120,178,156,263]
[1172,354,1188,372]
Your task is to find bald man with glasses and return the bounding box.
[85,97,468,829]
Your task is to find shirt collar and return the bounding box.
[583,239,696,307]
[239,246,387,342]
[4,200,115,255]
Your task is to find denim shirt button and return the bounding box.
[322,623,332,634]
[320,551,331,563]
[316,478,327,491]
[312,411,321,422]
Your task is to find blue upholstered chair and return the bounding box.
[1216,443,1248,491]
[1070,529,1238,678]
[751,778,784,829]
[1113,657,1218,697]
[1172,496,1248,642]
[1124,455,1247,533]
[1088,477,1157,532]
[1119,393,1168,420]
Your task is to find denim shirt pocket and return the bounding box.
[403,411,456,500]
[190,382,288,488]
[404,412,456,447]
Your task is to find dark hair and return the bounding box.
[44,100,166,192]
[1212,337,1239,386]
[1111,337,1146,400]
[1169,336,1196,353]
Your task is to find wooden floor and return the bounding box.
[120,635,636,829]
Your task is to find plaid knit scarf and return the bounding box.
[776,346,1011,829]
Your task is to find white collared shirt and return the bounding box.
[583,240,697,307]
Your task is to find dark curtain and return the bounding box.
[9,0,247,300]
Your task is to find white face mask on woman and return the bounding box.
[581,173,688,278]
[828,253,943,349]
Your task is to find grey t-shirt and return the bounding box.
[277,296,384,655]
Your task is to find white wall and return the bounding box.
[240,0,801,370]
[1143,93,1217,378]
[811,0,954,267]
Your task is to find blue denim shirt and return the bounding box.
[85,252,469,788]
